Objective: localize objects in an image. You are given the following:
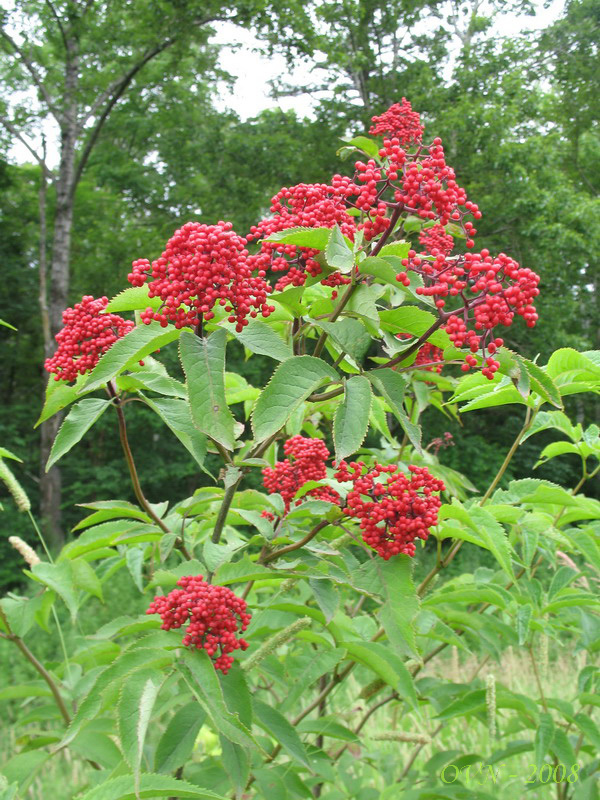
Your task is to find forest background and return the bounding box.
[0,0,598,588]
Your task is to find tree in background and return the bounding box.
[0,0,310,545]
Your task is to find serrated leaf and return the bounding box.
[118,669,161,795]
[30,562,79,619]
[469,507,515,580]
[82,323,182,393]
[279,649,345,712]
[311,317,372,364]
[296,717,359,742]
[105,286,162,313]
[308,578,339,623]
[58,648,172,749]
[379,306,449,349]
[223,319,292,361]
[342,641,418,711]
[155,703,206,774]
[178,650,259,751]
[252,697,312,769]
[517,356,562,408]
[179,329,236,451]
[325,224,354,272]
[252,356,338,441]
[46,398,111,471]
[142,395,208,472]
[264,226,333,250]
[367,369,421,452]
[78,774,227,800]
[372,557,419,659]
[334,376,371,460]
[71,558,103,601]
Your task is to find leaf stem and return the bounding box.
[0,606,71,725]
[261,520,330,564]
[106,382,191,558]
[480,406,533,505]
[211,475,244,544]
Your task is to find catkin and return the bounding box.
[371,731,431,745]
[486,673,496,740]
[8,536,40,567]
[242,617,311,671]
[0,460,31,513]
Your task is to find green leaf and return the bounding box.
[179,329,236,451]
[279,648,345,712]
[71,558,103,601]
[367,369,421,452]
[223,320,292,361]
[309,578,339,623]
[574,713,600,750]
[0,318,17,331]
[339,135,380,159]
[371,557,419,658]
[59,648,173,749]
[517,356,562,408]
[296,717,359,742]
[546,348,600,381]
[437,690,486,720]
[82,322,182,393]
[334,376,372,460]
[155,703,206,774]
[469,507,515,581]
[345,284,384,331]
[534,712,555,771]
[379,307,449,349]
[252,356,338,441]
[311,317,372,364]
[265,226,333,250]
[118,669,161,794]
[517,604,533,645]
[30,562,79,619]
[178,650,259,751]
[142,395,208,472]
[219,738,249,798]
[325,224,354,272]
[78,774,227,800]
[342,641,418,711]
[118,370,187,398]
[252,697,312,769]
[358,256,398,285]
[46,398,111,471]
[105,286,162,313]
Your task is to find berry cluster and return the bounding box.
[262,435,341,514]
[400,247,540,378]
[334,461,445,559]
[44,295,134,382]
[128,221,275,332]
[419,224,454,257]
[246,180,358,291]
[146,575,251,673]
[369,98,424,145]
[396,334,444,373]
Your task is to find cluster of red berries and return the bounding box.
[44,295,134,382]
[334,461,445,559]
[419,224,454,257]
[262,436,341,514]
[246,180,358,291]
[128,221,275,333]
[146,575,251,673]
[369,98,424,145]
[396,334,444,373]
[398,246,540,378]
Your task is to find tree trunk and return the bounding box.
[38,45,79,550]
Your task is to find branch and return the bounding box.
[44,0,68,51]
[0,29,61,120]
[262,520,330,564]
[72,37,176,192]
[0,115,52,174]
[0,606,71,725]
